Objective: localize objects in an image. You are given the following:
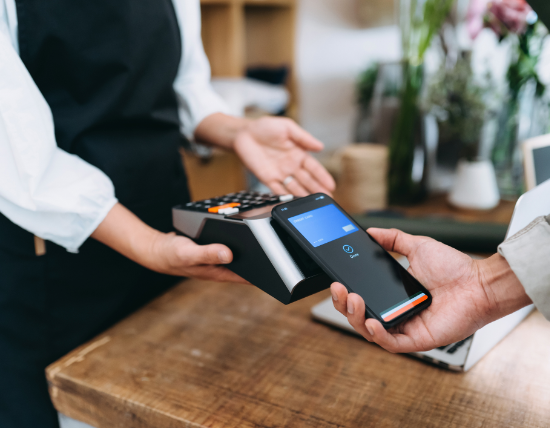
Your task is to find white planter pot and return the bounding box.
[448,159,500,210]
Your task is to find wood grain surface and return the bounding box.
[47,279,550,428]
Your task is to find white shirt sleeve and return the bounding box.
[171,0,231,140]
[0,27,118,253]
[0,0,220,252]
[498,216,550,321]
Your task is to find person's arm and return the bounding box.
[330,228,532,353]
[498,215,550,320]
[0,29,117,252]
[170,0,336,197]
[90,203,245,282]
[0,28,246,283]
[0,0,18,52]
[170,0,232,141]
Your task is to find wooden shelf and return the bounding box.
[194,0,296,198]
[181,149,247,201]
[200,0,297,111]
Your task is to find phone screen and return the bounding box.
[273,195,431,325]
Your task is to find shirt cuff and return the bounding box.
[175,84,231,141]
[66,196,118,253]
[498,216,550,320]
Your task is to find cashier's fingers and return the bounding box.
[294,168,330,196]
[179,241,235,267]
[268,180,288,197]
[284,177,309,197]
[302,156,336,193]
[330,282,349,316]
[187,265,250,285]
[287,119,324,152]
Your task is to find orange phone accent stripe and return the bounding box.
[208,203,241,213]
[383,294,428,322]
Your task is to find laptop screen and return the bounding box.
[533,146,550,186]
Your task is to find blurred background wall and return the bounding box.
[193,0,550,208]
[296,0,400,151]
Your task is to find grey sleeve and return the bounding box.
[498,216,550,320]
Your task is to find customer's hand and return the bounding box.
[233,117,336,196]
[331,228,531,353]
[92,203,248,284]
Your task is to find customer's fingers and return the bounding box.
[365,319,422,353]
[345,293,373,340]
[330,282,349,315]
[367,228,431,257]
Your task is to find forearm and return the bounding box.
[194,113,251,150]
[90,203,161,271]
[478,253,533,322]
[89,202,241,283]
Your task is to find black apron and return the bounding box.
[0,1,190,426]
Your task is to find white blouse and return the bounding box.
[0,0,228,252]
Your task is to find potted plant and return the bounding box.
[426,54,500,210]
[355,62,403,145]
[467,0,549,197]
[388,0,455,205]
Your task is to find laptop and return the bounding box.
[523,134,550,191]
[311,178,550,371]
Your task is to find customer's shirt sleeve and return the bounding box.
[171,0,231,141]
[498,215,550,320]
[0,30,117,253]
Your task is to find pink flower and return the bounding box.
[467,0,535,39]
[467,0,492,39]
[490,0,533,35]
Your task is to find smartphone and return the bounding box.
[272,193,431,328]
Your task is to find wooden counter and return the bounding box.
[48,279,550,428]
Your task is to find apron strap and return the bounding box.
[34,236,46,256]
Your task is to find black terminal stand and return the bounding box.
[173,192,331,304]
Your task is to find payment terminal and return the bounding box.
[172,191,332,304]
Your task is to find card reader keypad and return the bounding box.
[182,191,293,215]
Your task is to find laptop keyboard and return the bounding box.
[182,191,293,215]
[437,336,472,354]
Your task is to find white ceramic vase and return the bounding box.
[448,159,500,210]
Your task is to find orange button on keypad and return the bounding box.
[208,203,241,213]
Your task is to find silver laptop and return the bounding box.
[311,178,550,371]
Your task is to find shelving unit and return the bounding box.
[181,149,247,202]
[182,0,297,201]
[200,0,297,116]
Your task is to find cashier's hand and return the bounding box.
[92,203,248,284]
[233,117,336,196]
[330,228,531,353]
[146,232,248,283]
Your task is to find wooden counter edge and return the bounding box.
[46,335,206,428]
